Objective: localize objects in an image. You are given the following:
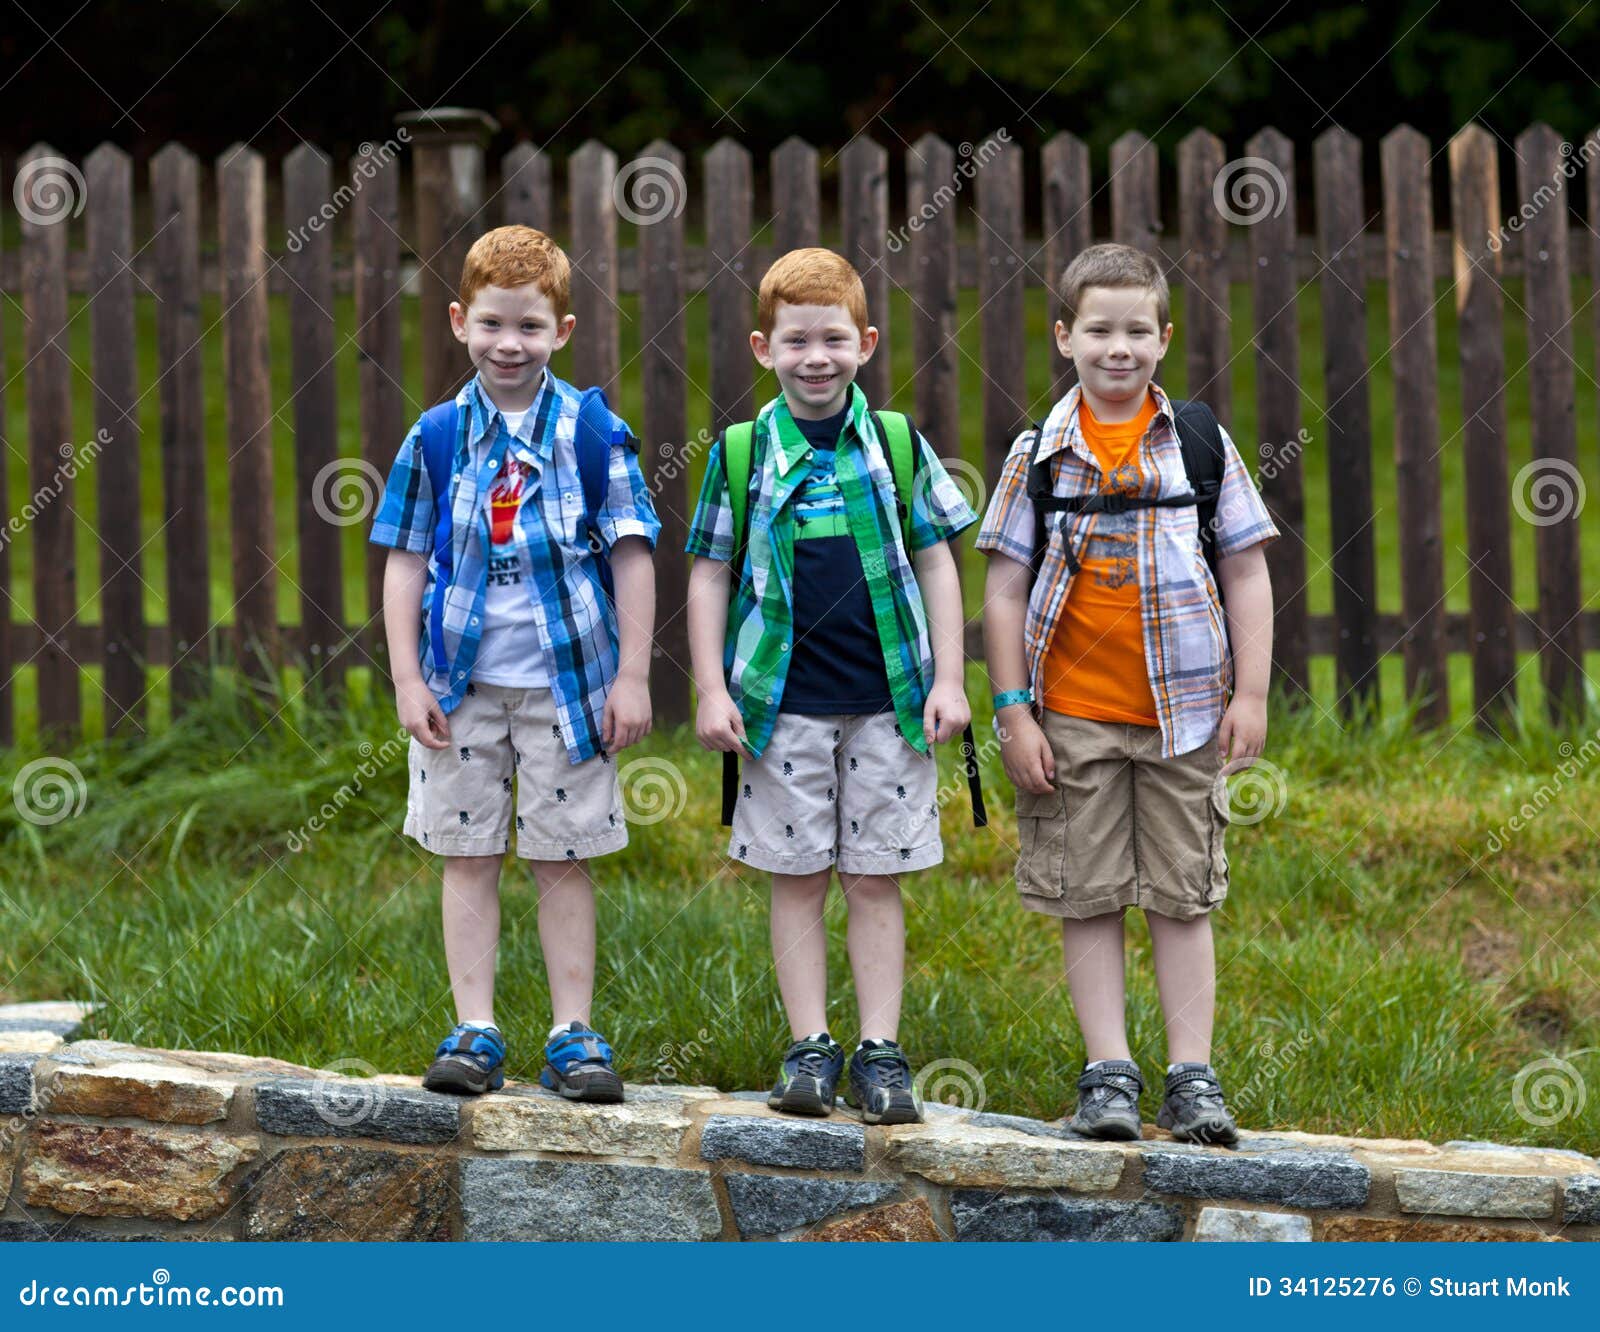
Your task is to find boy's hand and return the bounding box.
[922,681,971,746]
[695,687,750,754]
[396,675,450,749]
[1217,691,1267,770]
[997,706,1055,795]
[602,676,652,753]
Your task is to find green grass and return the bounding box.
[1,659,1598,1150]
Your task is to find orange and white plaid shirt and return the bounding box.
[975,383,1278,758]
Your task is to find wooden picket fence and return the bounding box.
[1,110,1592,746]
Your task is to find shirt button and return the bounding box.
[470,616,479,626]
[488,459,497,469]
[780,641,789,652]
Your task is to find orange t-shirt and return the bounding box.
[1041,391,1160,725]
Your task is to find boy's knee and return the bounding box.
[839,873,900,902]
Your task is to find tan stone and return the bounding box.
[1,1135,16,1201]
[0,1002,94,1026]
[48,1063,234,1124]
[472,1092,693,1158]
[243,1145,453,1241]
[59,1042,322,1081]
[882,1119,1123,1191]
[0,1031,63,1055]
[798,1197,942,1242]
[1395,1167,1557,1219]
[21,1121,258,1221]
[1321,1215,1564,1242]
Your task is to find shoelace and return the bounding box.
[1170,1071,1226,1111]
[790,1041,840,1078]
[859,1048,911,1089]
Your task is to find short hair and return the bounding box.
[757,248,869,336]
[1057,243,1169,329]
[459,225,571,318]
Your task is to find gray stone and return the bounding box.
[0,1054,40,1114]
[254,1077,459,1145]
[1444,1139,1593,1163]
[1395,1168,1556,1219]
[0,1220,164,1242]
[1140,1146,1369,1209]
[700,1114,864,1170]
[724,1175,900,1236]
[1563,1176,1600,1226]
[461,1159,721,1241]
[965,1110,1077,1141]
[951,1191,1183,1242]
[1193,1206,1313,1241]
[0,1018,81,1038]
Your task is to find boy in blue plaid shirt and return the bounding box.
[370,226,660,1102]
[685,249,977,1123]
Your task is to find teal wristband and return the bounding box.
[992,688,1033,711]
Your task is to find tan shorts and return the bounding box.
[403,681,626,862]
[1015,711,1229,921]
[730,711,941,876]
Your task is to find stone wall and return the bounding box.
[1,1003,1596,1242]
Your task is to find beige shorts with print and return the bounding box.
[730,711,942,876]
[403,681,626,862]
[1014,710,1229,921]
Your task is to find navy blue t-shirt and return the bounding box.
[780,406,893,715]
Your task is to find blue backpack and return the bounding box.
[417,387,618,674]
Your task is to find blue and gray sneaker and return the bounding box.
[768,1033,845,1116]
[540,1021,625,1103]
[845,1038,922,1124]
[422,1022,506,1095]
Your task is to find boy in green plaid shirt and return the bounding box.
[685,248,977,1123]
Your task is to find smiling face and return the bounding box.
[751,301,878,420]
[1056,284,1172,420]
[450,282,576,412]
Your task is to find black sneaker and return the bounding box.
[767,1033,845,1116]
[1156,1062,1239,1146]
[1066,1058,1144,1140]
[844,1038,922,1125]
[422,1022,507,1096]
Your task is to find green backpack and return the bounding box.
[716,409,987,829]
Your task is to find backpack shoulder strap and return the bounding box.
[574,386,615,524]
[1170,397,1226,581]
[722,419,757,556]
[418,400,461,512]
[870,409,919,550]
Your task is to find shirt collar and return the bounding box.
[768,381,869,477]
[1038,381,1176,462]
[466,367,553,458]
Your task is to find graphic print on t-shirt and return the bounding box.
[473,452,550,687]
[487,457,533,586]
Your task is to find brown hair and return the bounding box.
[757,247,869,335]
[458,225,571,318]
[1057,243,1169,329]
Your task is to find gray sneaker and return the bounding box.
[1066,1059,1143,1140]
[1156,1062,1239,1146]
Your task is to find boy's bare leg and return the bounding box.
[838,872,904,1042]
[531,857,597,1028]
[441,854,504,1025]
[1145,909,1215,1065]
[1061,911,1131,1062]
[771,869,831,1037]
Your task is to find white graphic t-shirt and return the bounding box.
[471,408,551,687]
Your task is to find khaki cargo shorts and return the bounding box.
[403,681,626,862]
[1014,711,1229,921]
[730,710,941,876]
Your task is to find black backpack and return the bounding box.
[1027,396,1227,599]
